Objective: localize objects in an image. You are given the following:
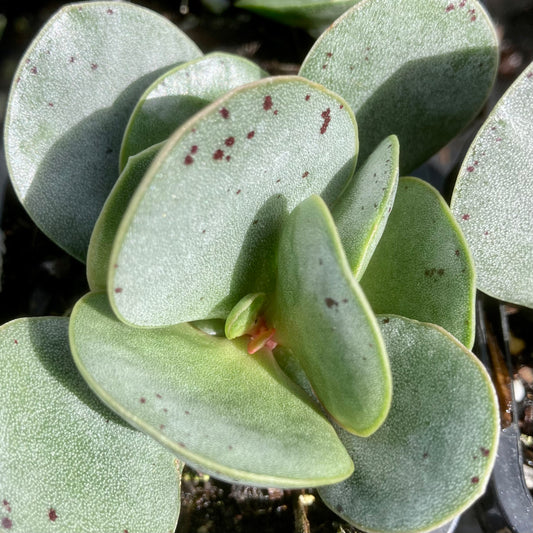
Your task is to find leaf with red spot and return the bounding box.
[319,316,499,533]
[120,53,267,171]
[0,317,181,533]
[451,61,533,309]
[269,195,392,436]
[109,76,357,327]
[69,292,354,488]
[299,0,498,173]
[4,1,202,261]
[361,177,476,348]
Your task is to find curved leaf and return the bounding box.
[109,75,358,327]
[120,52,267,170]
[451,61,533,308]
[225,292,266,339]
[332,135,399,279]
[4,1,202,261]
[270,195,391,436]
[0,317,181,533]
[361,177,476,349]
[87,142,163,291]
[319,315,499,533]
[69,292,354,488]
[235,0,358,32]
[299,0,498,172]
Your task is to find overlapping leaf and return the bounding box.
[0,317,181,533]
[270,195,391,436]
[299,0,498,172]
[69,292,354,488]
[332,135,399,279]
[120,53,267,170]
[451,61,533,308]
[361,177,476,348]
[319,316,499,533]
[109,76,358,327]
[87,142,163,291]
[4,1,201,261]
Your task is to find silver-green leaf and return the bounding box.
[361,177,476,349]
[109,76,358,327]
[332,135,399,279]
[120,52,267,170]
[0,317,181,533]
[299,0,498,172]
[319,315,499,533]
[4,1,202,261]
[451,61,533,308]
[270,195,391,436]
[69,292,354,488]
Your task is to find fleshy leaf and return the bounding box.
[0,317,181,533]
[69,292,354,488]
[225,292,266,339]
[109,76,358,327]
[87,142,163,291]
[361,177,476,349]
[299,0,498,172]
[120,52,267,170]
[270,195,391,436]
[451,62,533,308]
[4,1,202,261]
[319,315,499,533]
[332,135,399,279]
[235,0,358,33]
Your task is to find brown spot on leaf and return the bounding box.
[236,189,241,195]
[462,214,470,221]
[69,56,76,63]
[326,52,333,57]
[302,171,309,178]
[471,15,477,21]
[263,95,273,111]
[114,287,123,293]
[213,149,224,160]
[467,166,475,172]
[107,8,114,14]
[481,447,490,457]
[140,397,146,404]
[156,393,162,399]
[30,66,37,74]
[423,452,429,459]
[48,509,57,522]
[190,145,198,154]
[305,94,310,101]
[320,108,331,134]
[322,64,328,69]
[219,108,229,119]
[13,340,18,345]
[471,476,479,484]
[225,137,235,146]
[325,297,338,308]
[226,155,231,162]
[91,63,98,70]
[445,3,454,12]
[1,517,12,530]
[184,155,194,165]
[527,72,533,79]
[185,410,190,415]
[247,131,255,139]
[455,250,460,256]
[382,318,390,324]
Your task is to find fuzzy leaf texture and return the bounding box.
[270,195,392,436]
[4,1,201,261]
[319,316,499,533]
[0,317,181,533]
[451,61,533,309]
[109,76,358,327]
[299,0,498,172]
[69,292,354,488]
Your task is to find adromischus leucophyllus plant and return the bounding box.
[8,0,533,531]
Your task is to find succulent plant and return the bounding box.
[5,0,533,532]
